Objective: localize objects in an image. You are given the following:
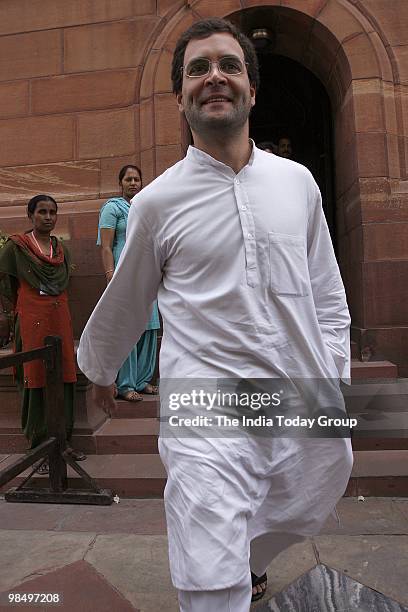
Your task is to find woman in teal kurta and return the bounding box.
[97,165,160,401]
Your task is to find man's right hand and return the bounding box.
[92,383,117,417]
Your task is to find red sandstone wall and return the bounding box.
[0,0,407,370]
[0,0,162,335]
[0,0,160,208]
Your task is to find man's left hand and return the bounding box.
[92,383,117,417]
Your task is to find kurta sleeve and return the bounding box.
[77,204,162,386]
[306,180,351,383]
[98,201,118,229]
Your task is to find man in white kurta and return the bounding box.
[78,17,353,612]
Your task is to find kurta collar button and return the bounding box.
[247,233,253,239]
[241,205,247,211]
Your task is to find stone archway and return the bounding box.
[139,0,408,374]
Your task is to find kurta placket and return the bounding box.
[233,173,258,288]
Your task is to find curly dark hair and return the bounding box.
[171,17,259,95]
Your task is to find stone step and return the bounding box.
[348,450,408,497]
[87,409,408,453]
[74,418,160,455]
[345,379,408,411]
[1,450,407,498]
[346,379,408,450]
[5,412,408,455]
[113,396,159,419]
[351,408,408,451]
[350,359,398,381]
[0,453,166,498]
[352,436,408,451]
[0,417,160,455]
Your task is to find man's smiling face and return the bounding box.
[177,32,256,137]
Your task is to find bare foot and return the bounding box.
[251,572,267,602]
[252,580,267,597]
[141,384,159,395]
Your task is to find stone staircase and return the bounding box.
[1,342,408,498]
[0,394,166,498]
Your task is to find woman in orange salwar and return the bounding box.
[0,195,86,473]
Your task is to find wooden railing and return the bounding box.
[0,336,112,505]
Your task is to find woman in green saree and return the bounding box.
[0,195,86,473]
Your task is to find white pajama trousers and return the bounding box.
[160,435,353,611]
[178,532,305,611]
[178,572,252,612]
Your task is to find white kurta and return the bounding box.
[77,144,353,591]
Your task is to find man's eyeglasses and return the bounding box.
[182,56,248,78]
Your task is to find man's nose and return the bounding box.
[205,62,227,84]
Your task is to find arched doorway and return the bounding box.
[250,53,336,242]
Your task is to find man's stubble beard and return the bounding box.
[184,96,252,138]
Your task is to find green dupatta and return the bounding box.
[0,233,71,306]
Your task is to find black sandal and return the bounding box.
[251,571,268,602]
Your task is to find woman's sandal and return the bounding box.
[251,571,268,602]
[141,384,159,395]
[118,390,143,402]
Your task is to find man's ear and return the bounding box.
[250,84,256,108]
[176,92,184,113]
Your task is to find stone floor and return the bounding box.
[0,497,407,611]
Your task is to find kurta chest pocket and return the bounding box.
[268,232,309,297]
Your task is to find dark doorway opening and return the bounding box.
[249,54,336,245]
